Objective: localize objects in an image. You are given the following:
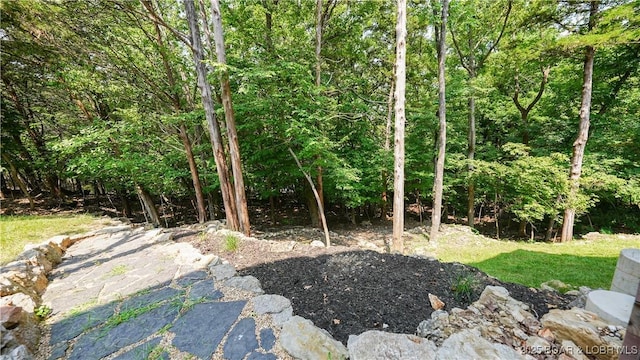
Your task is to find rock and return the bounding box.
[561,340,589,360]
[348,331,437,360]
[223,318,259,360]
[1,325,16,349]
[46,235,72,251]
[0,306,23,329]
[310,240,325,248]
[280,316,348,360]
[209,264,237,281]
[1,344,33,360]
[260,328,276,351]
[435,329,529,360]
[525,336,550,354]
[428,293,445,310]
[251,295,291,315]
[541,279,572,293]
[0,294,36,314]
[269,241,297,253]
[224,276,264,294]
[541,307,622,360]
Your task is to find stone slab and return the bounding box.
[223,318,259,360]
[50,302,118,345]
[112,337,166,360]
[189,279,223,301]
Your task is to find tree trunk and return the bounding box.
[184,0,239,231]
[2,153,34,210]
[467,91,476,227]
[560,1,598,242]
[210,0,251,235]
[136,184,161,227]
[179,125,207,223]
[381,73,394,220]
[430,0,449,241]
[312,0,326,228]
[392,0,407,253]
[289,148,330,247]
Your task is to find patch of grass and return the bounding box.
[105,302,161,329]
[223,233,240,252]
[0,214,104,265]
[451,271,478,302]
[35,304,52,320]
[107,265,130,277]
[68,298,99,318]
[424,231,640,289]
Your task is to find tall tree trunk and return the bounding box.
[467,88,476,227]
[184,0,239,230]
[512,67,550,146]
[311,0,326,228]
[179,125,208,223]
[392,0,407,253]
[560,1,598,242]
[136,184,161,227]
[430,0,449,241]
[381,74,394,220]
[210,0,251,235]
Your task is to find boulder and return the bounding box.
[435,328,530,360]
[209,264,237,281]
[0,294,36,314]
[348,331,436,360]
[310,240,325,248]
[281,316,348,360]
[0,306,23,329]
[541,307,622,360]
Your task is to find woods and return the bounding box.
[1,0,639,242]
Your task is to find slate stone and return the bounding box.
[223,318,259,360]
[69,303,179,360]
[224,276,264,294]
[209,264,237,281]
[175,270,209,287]
[189,279,223,301]
[50,302,118,344]
[172,301,246,359]
[48,342,68,360]
[112,337,167,360]
[246,352,278,360]
[120,286,182,312]
[260,328,276,351]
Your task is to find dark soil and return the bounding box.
[178,229,574,345]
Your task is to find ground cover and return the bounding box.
[0,214,111,264]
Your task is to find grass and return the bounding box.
[421,230,640,289]
[223,233,240,252]
[106,265,130,277]
[0,214,107,265]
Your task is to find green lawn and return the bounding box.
[413,229,640,290]
[0,214,110,265]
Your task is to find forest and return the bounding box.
[1,0,639,247]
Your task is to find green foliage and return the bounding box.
[451,271,479,302]
[223,233,240,252]
[35,305,52,320]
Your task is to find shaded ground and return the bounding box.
[178,227,573,344]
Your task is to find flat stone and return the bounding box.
[585,289,633,326]
[348,330,437,360]
[189,279,223,301]
[0,294,35,314]
[247,352,277,360]
[260,328,276,351]
[172,301,246,359]
[112,337,165,360]
[1,306,23,329]
[224,276,264,294]
[252,295,291,315]
[223,318,259,360]
[94,226,131,235]
[175,270,209,287]
[69,302,178,360]
[120,286,182,312]
[436,328,529,360]
[49,342,68,360]
[281,316,348,360]
[209,264,237,281]
[50,302,118,345]
[2,344,32,360]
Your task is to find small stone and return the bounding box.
[224,276,264,294]
[223,318,259,360]
[428,293,445,311]
[537,327,555,341]
[0,306,23,329]
[513,328,528,341]
[607,325,616,333]
[246,352,277,360]
[280,316,348,360]
[310,240,325,248]
[251,295,291,315]
[209,264,237,281]
[260,328,276,351]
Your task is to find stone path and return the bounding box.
[40,225,291,360]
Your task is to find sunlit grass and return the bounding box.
[0,214,108,265]
[419,230,640,289]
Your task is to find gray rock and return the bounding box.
[175,270,209,287]
[172,301,246,359]
[436,329,529,360]
[120,286,182,312]
[272,306,293,326]
[50,302,118,344]
[280,316,348,360]
[1,325,15,349]
[209,264,237,281]
[246,352,277,360]
[189,280,223,301]
[251,295,291,315]
[112,338,164,360]
[223,318,259,360]
[525,336,550,354]
[48,342,68,360]
[310,240,325,248]
[0,344,33,360]
[224,276,264,294]
[348,330,437,360]
[260,328,276,351]
[69,303,178,360]
[94,226,131,235]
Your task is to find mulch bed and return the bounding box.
[179,230,574,345]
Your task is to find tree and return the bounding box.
[560,0,599,242]
[392,0,407,253]
[430,0,449,241]
[450,0,512,228]
[209,0,251,235]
